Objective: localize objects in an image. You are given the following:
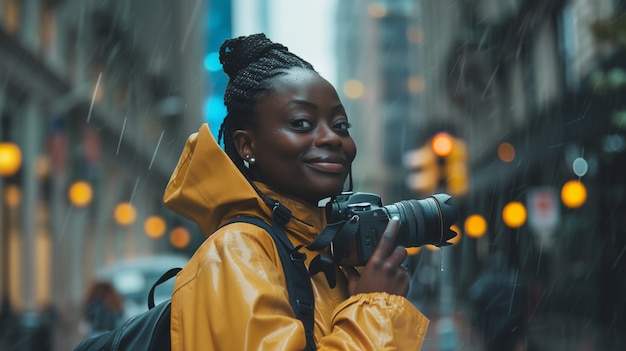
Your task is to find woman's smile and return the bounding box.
[304,155,348,174]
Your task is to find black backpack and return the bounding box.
[74,216,315,351]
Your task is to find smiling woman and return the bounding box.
[163,33,429,350]
[234,67,356,205]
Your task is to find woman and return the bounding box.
[164,33,429,350]
[79,282,124,338]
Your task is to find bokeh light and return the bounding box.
[464,214,487,238]
[144,215,167,239]
[572,157,588,177]
[367,2,387,18]
[343,79,365,99]
[502,201,527,228]
[407,75,426,94]
[0,142,22,176]
[431,133,453,157]
[498,142,516,162]
[68,181,93,208]
[561,180,587,208]
[4,184,21,208]
[170,226,191,249]
[406,26,425,44]
[114,202,137,227]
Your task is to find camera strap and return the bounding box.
[306,217,360,289]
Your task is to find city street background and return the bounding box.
[0,0,625,350]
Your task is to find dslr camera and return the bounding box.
[325,192,458,266]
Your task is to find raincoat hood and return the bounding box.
[163,123,325,237]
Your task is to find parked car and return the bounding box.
[95,254,189,320]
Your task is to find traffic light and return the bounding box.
[404,132,469,196]
[403,143,441,195]
[443,136,469,196]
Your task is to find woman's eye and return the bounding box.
[334,121,352,132]
[291,119,313,129]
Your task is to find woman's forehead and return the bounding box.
[262,67,336,99]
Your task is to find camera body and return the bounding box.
[326,192,457,266]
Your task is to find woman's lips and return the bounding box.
[306,161,345,173]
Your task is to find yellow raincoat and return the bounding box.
[164,124,429,350]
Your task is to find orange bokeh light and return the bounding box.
[170,226,191,248]
[431,133,454,157]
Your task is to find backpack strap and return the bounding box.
[225,216,316,351]
[148,267,182,309]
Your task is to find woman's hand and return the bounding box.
[345,217,409,297]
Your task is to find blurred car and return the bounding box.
[95,254,189,321]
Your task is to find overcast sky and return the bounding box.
[232,0,338,86]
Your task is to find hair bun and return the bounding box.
[219,33,288,78]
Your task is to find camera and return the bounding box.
[325,192,458,266]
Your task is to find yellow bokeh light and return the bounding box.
[464,214,487,238]
[502,201,527,228]
[343,79,365,100]
[114,202,137,227]
[170,226,190,249]
[498,142,516,162]
[431,133,454,157]
[0,142,22,176]
[561,180,587,209]
[144,216,167,239]
[68,181,93,208]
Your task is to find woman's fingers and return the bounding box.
[370,216,401,261]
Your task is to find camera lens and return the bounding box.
[384,194,457,248]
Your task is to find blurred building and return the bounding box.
[336,0,625,349]
[0,0,205,349]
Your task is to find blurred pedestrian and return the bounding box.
[78,281,124,338]
[468,251,529,351]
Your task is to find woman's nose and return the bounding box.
[315,124,342,148]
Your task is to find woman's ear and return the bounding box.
[233,129,254,160]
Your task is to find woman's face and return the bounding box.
[240,67,357,206]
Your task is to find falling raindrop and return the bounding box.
[116,116,127,155]
[440,249,444,272]
[87,72,102,123]
[149,130,165,170]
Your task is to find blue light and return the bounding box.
[204,95,227,143]
[204,52,222,72]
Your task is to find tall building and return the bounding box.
[0,1,205,349]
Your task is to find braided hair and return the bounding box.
[217,33,315,176]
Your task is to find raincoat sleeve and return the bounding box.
[317,293,429,350]
[170,223,429,350]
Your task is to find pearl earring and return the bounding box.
[245,155,256,165]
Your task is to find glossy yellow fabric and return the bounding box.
[164,124,429,350]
